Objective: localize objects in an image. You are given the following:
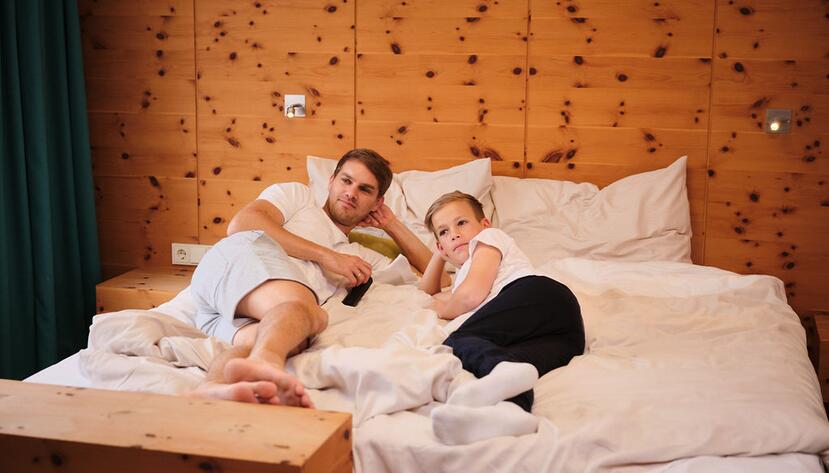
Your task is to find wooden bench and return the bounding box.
[0,380,351,472]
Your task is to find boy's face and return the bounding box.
[326,160,384,227]
[431,200,490,266]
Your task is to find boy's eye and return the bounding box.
[458,220,466,226]
[342,177,351,184]
[438,229,447,236]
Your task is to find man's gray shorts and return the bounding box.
[191,230,318,344]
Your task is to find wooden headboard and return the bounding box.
[81,0,827,313]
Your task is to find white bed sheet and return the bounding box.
[26,257,829,473]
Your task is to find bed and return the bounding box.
[27,156,829,472]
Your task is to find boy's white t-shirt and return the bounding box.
[445,227,540,333]
[257,182,392,303]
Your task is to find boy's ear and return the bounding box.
[372,195,385,211]
[481,217,492,228]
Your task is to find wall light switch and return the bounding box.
[171,243,213,266]
[765,108,792,134]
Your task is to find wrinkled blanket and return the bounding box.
[79,258,829,472]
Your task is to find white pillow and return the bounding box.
[491,156,692,265]
[396,159,495,247]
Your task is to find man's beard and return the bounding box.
[326,199,367,227]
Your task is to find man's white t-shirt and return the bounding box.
[445,227,540,333]
[257,182,391,303]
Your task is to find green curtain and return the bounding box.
[1,0,101,379]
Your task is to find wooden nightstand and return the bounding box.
[96,266,194,314]
[801,311,829,402]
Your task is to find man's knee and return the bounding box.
[259,300,328,335]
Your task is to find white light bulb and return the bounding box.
[769,121,780,132]
[286,107,294,118]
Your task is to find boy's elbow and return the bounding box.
[459,289,487,310]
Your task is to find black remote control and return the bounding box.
[343,277,372,307]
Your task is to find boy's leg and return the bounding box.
[443,276,583,411]
[498,335,584,411]
[192,279,326,407]
[446,276,582,350]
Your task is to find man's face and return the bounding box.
[432,200,490,266]
[326,160,384,228]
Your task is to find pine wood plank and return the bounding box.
[357,53,526,126]
[0,380,351,473]
[358,0,527,18]
[357,17,528,55]
[80,14,194,54]
[78,0,193,17]
[528,87,709,130]
[714,0,829,61]
[196,0,354,55]
[96,266,194,313]
[95,176,198,268]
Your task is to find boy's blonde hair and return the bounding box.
[424,191,485,235]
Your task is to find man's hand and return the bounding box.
[357,204,397,230]
[320,250,373,287]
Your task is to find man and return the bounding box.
[190,149,435,407]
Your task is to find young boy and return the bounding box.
[419,191,585,413]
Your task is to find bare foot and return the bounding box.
[190,380,279,404]
[224,357,314,408]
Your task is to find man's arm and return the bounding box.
[361,205,451,287]
[227,200,371,287]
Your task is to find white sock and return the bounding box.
[431,402,539,445]
[447,362,538,407]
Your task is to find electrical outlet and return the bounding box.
[171,243,212,266]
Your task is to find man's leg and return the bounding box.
[192,279,327,407]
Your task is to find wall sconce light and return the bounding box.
[764,108,791,134]
[284,94,306,118]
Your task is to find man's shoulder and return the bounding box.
[258,182,314,205]
[261,181,311,195]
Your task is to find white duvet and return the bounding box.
[79,258,829,472]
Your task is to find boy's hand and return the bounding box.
[431,247,450,264]
[428,297,448,318]
[357,204,396,230]
[433,291,451,302]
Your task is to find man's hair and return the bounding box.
[332,148,393,197]
[424,191,485,235]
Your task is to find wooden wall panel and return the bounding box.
[198,179,269,244]
[195,0,356,239]
[526,0,715,264]
[80,0,829,312]
[356,0,528,177]
[79,0,197,278]
[531,4,713,58]
[705,0,829,312]
[94,176,198,268]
